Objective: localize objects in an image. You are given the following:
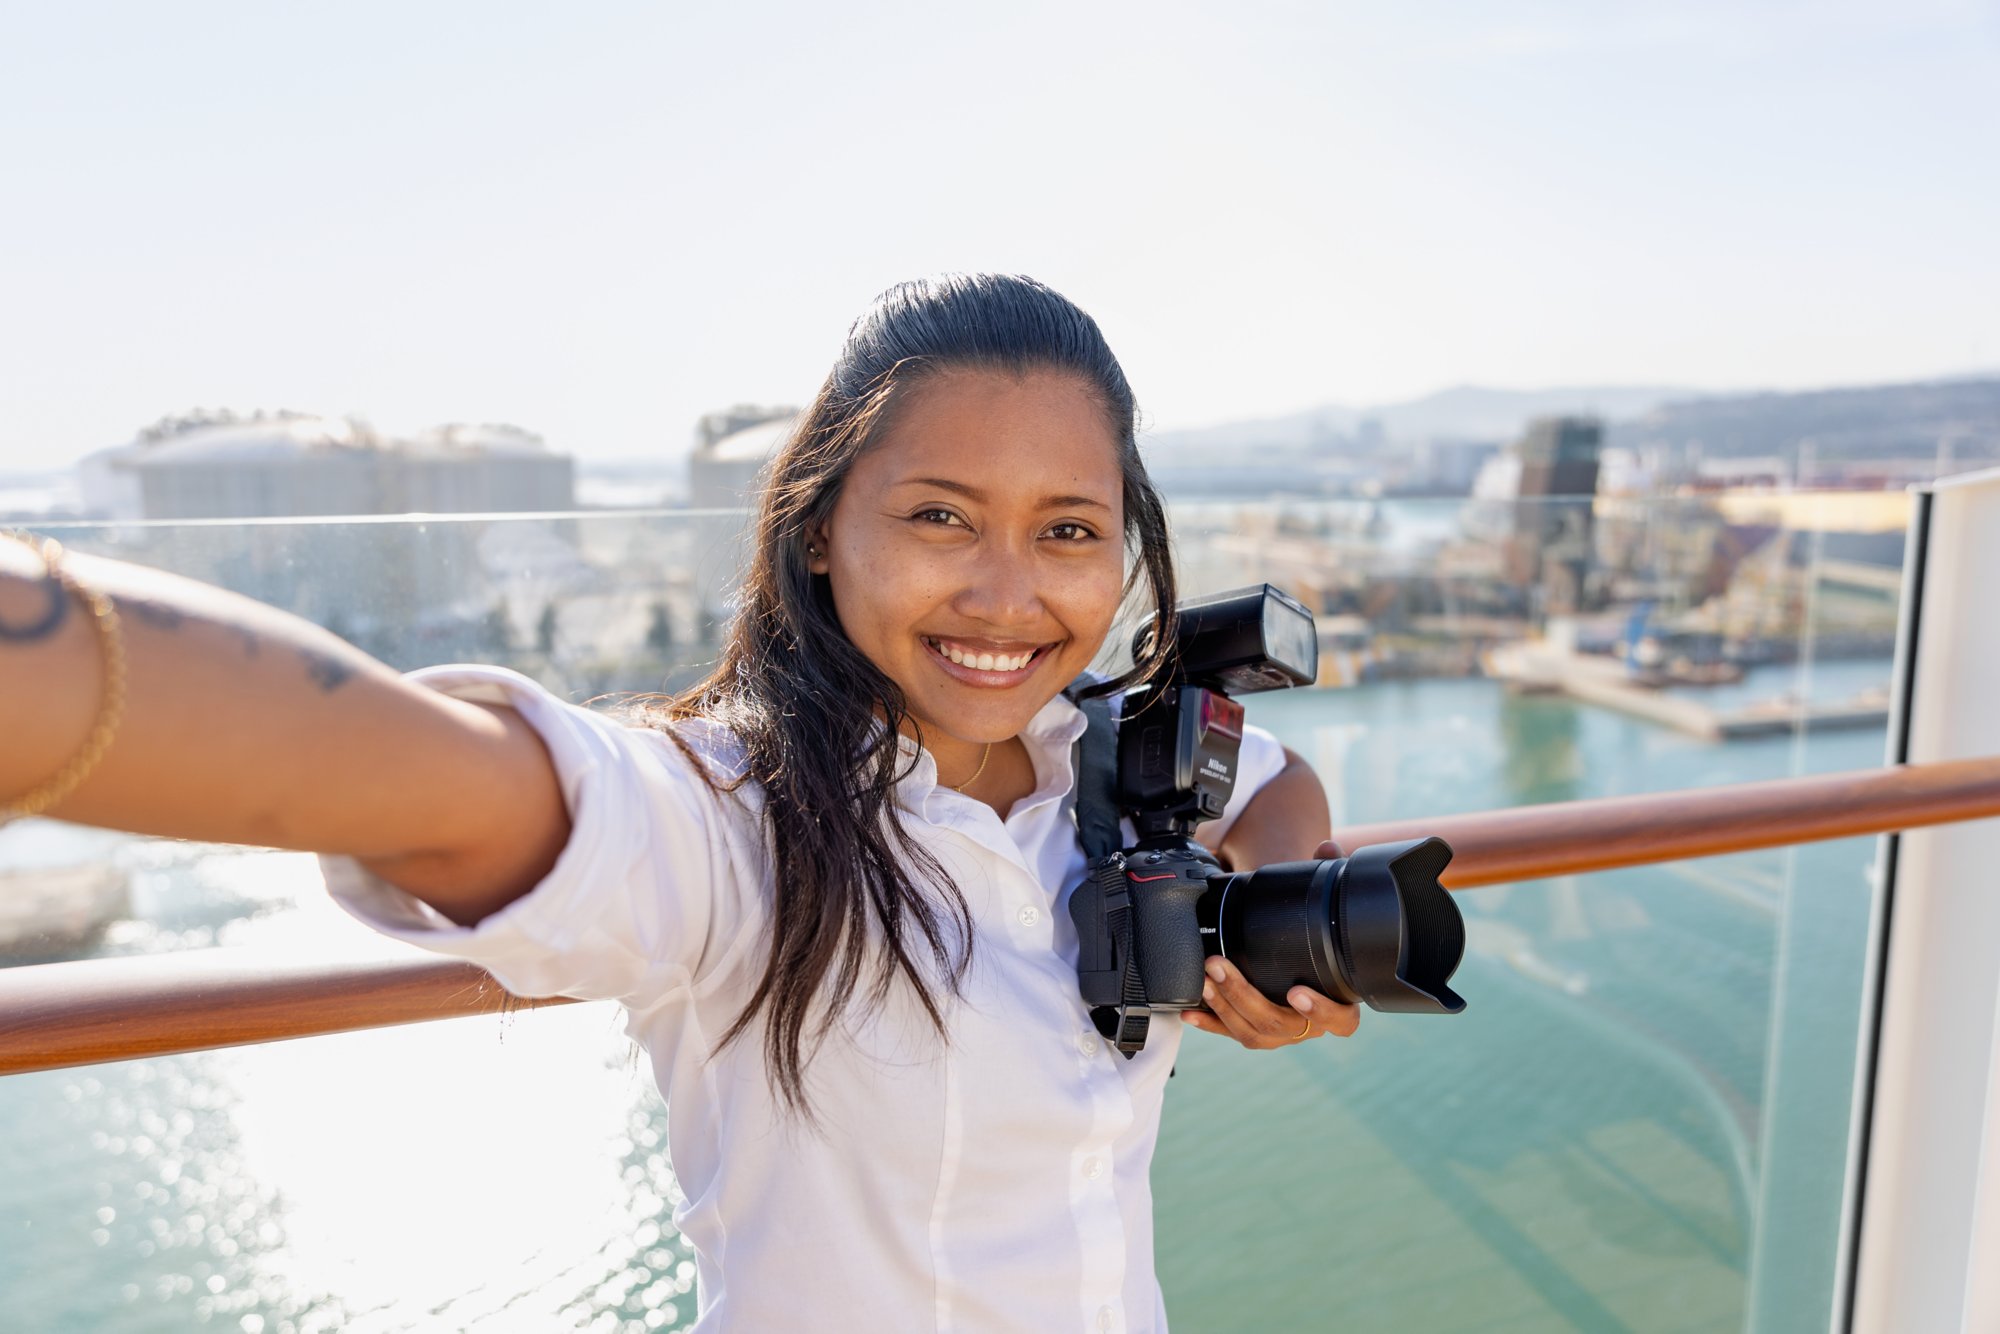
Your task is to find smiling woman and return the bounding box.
[1,274,1344,1332]
[652,276,1186,1123]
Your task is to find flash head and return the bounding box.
[1133,583,1317,695]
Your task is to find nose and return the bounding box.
[952,535,1044,628]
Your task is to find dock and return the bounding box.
[1483,641,1889,741]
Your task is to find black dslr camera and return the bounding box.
[1067,585,1467,1056]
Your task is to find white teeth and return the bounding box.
[930,640,1037,673]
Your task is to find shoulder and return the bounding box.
[618,706,754,785]
[602,707,772,829]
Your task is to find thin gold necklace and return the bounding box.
[950,742,994,793]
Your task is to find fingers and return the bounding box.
[1315,839,1348,860]
[1288,984,1360,1039]
[1183,958,1361,1050]
[1196,959,1299,1049]
[1199,975,1288,1049]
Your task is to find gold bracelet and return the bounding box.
[0,535,127,824]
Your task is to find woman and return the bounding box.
[0,273,1356,1331]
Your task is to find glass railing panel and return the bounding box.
[1153,713,1881,1333]
[0,992,681,1332]
[1,509,771,1330]
[1151,492,1901,1332]
[0,492,1908,1330]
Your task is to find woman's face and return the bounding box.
[810,368,1128,764]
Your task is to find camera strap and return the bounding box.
[1067,682,1152,1057]
[1068,687,1122,863]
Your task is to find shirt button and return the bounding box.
[1083,1156,1104,1180]
[1078,1033,1099,1057]
[1097,1306,1115,1330]
[1018,905,1041,926]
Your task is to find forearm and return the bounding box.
[0,543,567,913]
[1209,748,1332,871]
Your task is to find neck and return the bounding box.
[952,736,1033,815]
[925,736,987,790]
[957,742,994,788]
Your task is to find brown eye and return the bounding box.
[1047,522,1098,542]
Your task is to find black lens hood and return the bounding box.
[1332,837,1467,1015]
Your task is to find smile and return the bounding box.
[922,636,1054,681]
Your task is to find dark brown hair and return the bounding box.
[661,274,1176,1114]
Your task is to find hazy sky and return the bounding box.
[2,1,1995,471]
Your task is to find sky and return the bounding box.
[1,0,1996,472]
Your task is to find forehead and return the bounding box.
[853,368,1124,498]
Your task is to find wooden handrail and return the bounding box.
[2,756,1997,1077]
[0,951,577,1076]
[1339,754,2000,887]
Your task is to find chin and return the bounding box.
[911,693,1046,743]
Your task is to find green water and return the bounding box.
[0,670,1889,1333]
[1155,675,1884,1333]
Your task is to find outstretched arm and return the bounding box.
[0,541,568,926]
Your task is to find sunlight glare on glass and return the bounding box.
[221,1005,648,1327]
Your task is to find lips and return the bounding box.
[922,636,1054,682]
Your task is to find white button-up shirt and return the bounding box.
[324,665,1288,1332]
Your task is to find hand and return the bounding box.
[1181,956,1360,1049]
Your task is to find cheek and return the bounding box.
[1053,554,1129,637]
[829,544,946,642]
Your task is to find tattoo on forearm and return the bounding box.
[297,645,355,693]
[125,596,258,658]
[0,572,67,642]
[124,597,188,631]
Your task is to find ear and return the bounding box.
[806,523,831,575]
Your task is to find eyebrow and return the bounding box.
[892,477,1114,512]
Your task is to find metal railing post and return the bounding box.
[1842,466,2000,1334]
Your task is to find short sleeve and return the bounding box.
[1197,722,1293,849]
[320,664,761,1009]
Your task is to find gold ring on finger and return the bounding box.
[1293,1015,1314,1040]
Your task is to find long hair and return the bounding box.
[661,273,1176,1114]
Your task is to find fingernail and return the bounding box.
[1202,981,1215,1004]
[1290,991,1314,1014]
[1205,960,1226,983]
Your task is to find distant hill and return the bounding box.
[1607,375,2000,461]
[1143,384,1698,457]
[1371,385,1706,441]
[1142,375,2000,467]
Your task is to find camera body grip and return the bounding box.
[1122,845,1219,1011]
[1070,843,1220,1015]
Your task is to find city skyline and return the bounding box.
[2,1,1995,473]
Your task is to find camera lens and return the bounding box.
[1206,837,1466,1015]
